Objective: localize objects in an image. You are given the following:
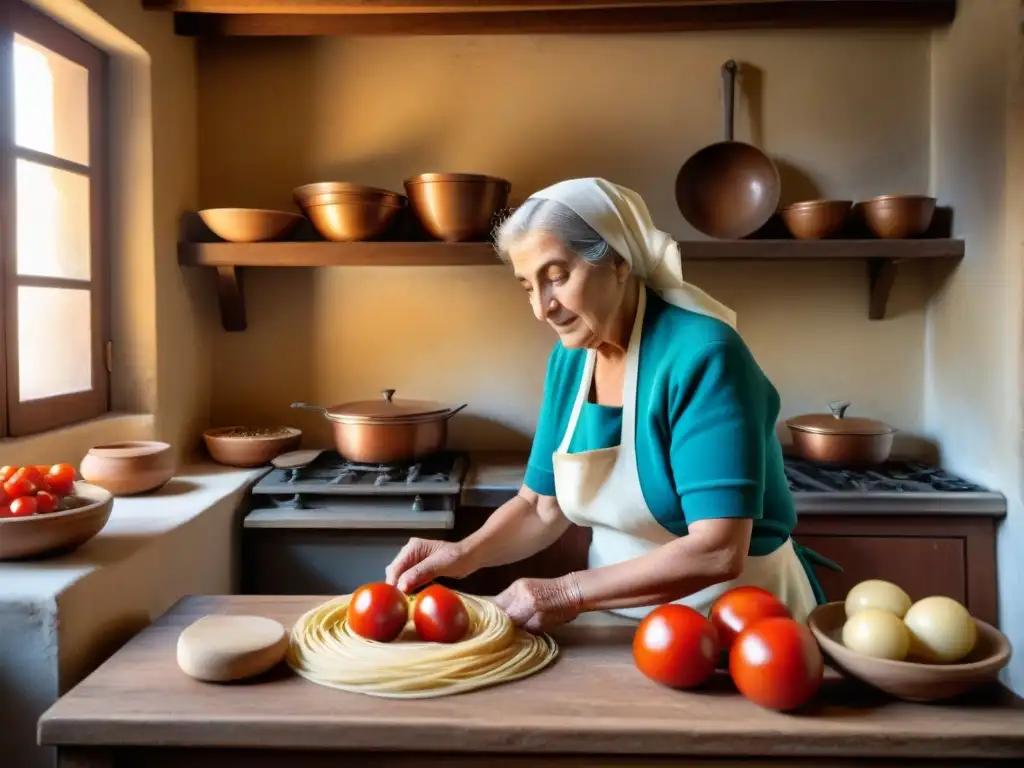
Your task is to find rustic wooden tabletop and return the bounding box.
[39,594,1024,764]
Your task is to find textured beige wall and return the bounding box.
[927,0,1024,692]
[196,31,934,452]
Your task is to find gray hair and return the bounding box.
[493,198,614,264]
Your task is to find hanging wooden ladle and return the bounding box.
[675,60,781,240]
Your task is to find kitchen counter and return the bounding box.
[40,595,1024,766]
[461,452,1007,516]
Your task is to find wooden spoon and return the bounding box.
[271,449,323,469]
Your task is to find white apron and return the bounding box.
[552,286,818,622]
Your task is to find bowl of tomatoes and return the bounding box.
[0,463,114,560]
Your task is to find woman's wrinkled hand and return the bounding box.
[492,576,584,633]
[385,538,476,594]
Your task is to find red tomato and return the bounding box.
[4,467,39,499]
[632,604,720,689]
[0,465,19,484]
[35,490,59,515]
[729,617,824,711]
[0,504,12,519]
[413,584,470,643]
[347,582,409,642]
[44,464,76,496]
[710,586,792,650]
[9,496,38,517]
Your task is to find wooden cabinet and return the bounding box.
[452,509,1001,625]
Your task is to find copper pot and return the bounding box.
[786,401,896,466]
[291,390,467,464]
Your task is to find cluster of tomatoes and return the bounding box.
[0,463,77,518]
[348,582,471,645]
[633,586,824,711]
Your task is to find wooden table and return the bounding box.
[39,595,1024,767]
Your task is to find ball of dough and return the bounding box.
[845,579,912,619]
[177,614,289,682]
[902,596,977,663]
[841,607,910,661]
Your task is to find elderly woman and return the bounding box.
[386,177,831,631]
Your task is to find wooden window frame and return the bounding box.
[0,0,110,438]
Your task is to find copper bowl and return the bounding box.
[860,194,936,239]
[293,182,405,206]
[293,183,406,242]
[809,602,1011,703]
[204,426,302,468]
[198,208,304,243]
[780,199,852,240]
[404,173,511,242]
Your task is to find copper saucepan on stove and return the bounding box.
[291,390,467,465]
[786,401,897,466]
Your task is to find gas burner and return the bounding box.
[252,451,467,498]
[783,456,991,494]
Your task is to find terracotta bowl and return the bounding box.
[198,208,305,243]
[0,482,113,561]
[809,602,1011,702]
[859,194,936,239]
[204,426,302,468]
[79,440,175,496]
[780,199,852,240]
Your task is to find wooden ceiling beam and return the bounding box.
[159,0,956,36]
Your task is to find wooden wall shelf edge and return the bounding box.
[177,239,964,331]
[142,0,958,37]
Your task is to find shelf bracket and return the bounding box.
[868,258,901,321]
[214,266,246,332]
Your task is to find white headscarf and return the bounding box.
[529,177,737,329]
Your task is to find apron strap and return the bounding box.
[791,539,842,606]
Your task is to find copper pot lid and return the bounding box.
[293,390,465,425]
[786,401,895,436]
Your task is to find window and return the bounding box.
[0,1,109,437]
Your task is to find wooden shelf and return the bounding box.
[178,238,964,331]
[141,0,958,37]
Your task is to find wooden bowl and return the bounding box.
[0,482,113,560]
[404,173,511,242]
[79,441,175,496]
[198,208,305,243]
[859,194,936,239]
[204,426,302,468]
[809,602,1011,702]
[780,199,852,240]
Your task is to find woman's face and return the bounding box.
[508,230,628,350]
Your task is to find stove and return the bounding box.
[244,451,468,530]
[782,456,1003,514]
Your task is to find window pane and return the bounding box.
[16,158,91,280]
[13,33,90,167]
[18,286,93,401]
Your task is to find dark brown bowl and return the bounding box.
[404,173,511,243]
[780,199,852,240]
[860,194,936,239]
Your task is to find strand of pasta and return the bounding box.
[287,591,559,699]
